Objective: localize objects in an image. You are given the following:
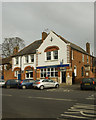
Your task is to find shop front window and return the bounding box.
[40,68,58,78]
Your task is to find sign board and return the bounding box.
[60,67,66,71]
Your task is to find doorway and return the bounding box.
[62,71,66,83]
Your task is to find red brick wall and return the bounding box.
[4,68,14,81]
[71,49,95,83]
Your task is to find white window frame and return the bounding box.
[74,65,77,76]
[72,50,74,60]
[14,71,20,77]
[40,68,58,78]
[46,51,51,60]
[82,54,84,62]
[25,55,29,63]
[15,57,19,64]
[30,55,34,63]
[53,50,58,60]
[25,70,33,79]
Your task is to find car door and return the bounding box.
[42,79,49,88]
[48,79,55,87]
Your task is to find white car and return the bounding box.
[33,79,59,90]
[0,79,5,86]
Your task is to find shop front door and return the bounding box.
[62,71,66,83]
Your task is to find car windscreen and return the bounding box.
[82,78,93,83]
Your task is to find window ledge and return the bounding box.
[45,59,58,62]
[24,62,34,65]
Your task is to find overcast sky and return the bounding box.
[2,2,94,55]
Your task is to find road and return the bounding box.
[1,85,96,120]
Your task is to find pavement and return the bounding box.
[59,83,80,90]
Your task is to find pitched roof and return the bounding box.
[52,31,92,56]
[12,31,94,58]
[12,39,42,57]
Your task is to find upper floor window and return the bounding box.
[87,55,89,63]
[25,55,29,63]
[53,50,58,60]
[15,57,19,64]
[46,52,51,60]
[82,54,84,62]
[30,55,34,62]
[71,50,74,60]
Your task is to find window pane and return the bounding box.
[44,72,46,77]
[41,72,43,77]
[53,51,58,59]
[46,52,51,60]
[30,72,33,77]
[31,55,34,62]
[26,73,29,78]
[51,72,54,77]
[55,72,58,77]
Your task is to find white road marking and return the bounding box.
[59,103,96,119]
[80,111,96,117]
[61,114,88,119]
[28,96,76,102]
[86,94,95,100]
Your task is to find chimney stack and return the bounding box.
[86,42,90,54]
[42,32,47,42]
[13,46,19,55]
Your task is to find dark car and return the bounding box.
[4,79,22,88]
[18,79,35,89]
[80,78,96,90]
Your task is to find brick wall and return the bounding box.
[71,49,95,83]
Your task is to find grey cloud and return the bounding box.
[2,2,94,55]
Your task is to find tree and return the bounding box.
[2,37,25,58]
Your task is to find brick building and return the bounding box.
[10,31,95,84]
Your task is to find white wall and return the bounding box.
[37,31,68,67]
[12,54,36,71]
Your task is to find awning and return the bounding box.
[36,64,69,69]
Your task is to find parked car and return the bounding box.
[80,78,96,90]
[18,79,35,89]
[0,79,5,87]
[4,79,22,88]
[33,79,59,90]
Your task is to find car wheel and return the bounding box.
[40,85,44,90]
[22,86,26,89]
[55,84,59,88]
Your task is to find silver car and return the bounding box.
[33,79,59,90]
